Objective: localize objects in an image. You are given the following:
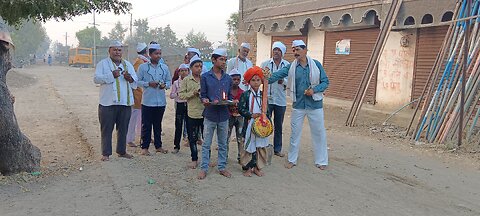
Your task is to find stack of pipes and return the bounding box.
[409,0,480,145]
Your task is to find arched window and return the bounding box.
[421,14,433,24]
[404,16,415,25]
[442,11,454,22]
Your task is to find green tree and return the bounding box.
[76,26,102,48]
[226,12,239,57]
[8,21,50,63]
[185,29,212,59]
[133,19,150,43]
[149,25,184,48]
[0,0,131,27]
[226,12,239,42]
[108,21,127,43]
[0,0,131,175]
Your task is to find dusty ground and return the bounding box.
[1,65,480,216]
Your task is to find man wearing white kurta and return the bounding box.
[268,40,329,170]
[94,40,138,161]
[260,41,289,157]
[226,42,253,91]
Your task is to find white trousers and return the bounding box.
[288,108,328,166]
[126,108,142,143]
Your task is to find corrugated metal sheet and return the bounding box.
[271,35,308,62]
[323,28,380,102]
[412,26,449,105]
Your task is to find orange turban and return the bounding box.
[244,66,264,83]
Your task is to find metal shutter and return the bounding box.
[412,26,449,104]
[323,28,380,103]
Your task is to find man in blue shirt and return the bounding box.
[260,41,290,158]
[268,40,330,170]
[198,48,237,179]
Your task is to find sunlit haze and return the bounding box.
[44,0,239,47]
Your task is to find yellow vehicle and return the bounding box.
[68,47,93,67]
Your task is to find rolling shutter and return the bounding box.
[323,28,380,103]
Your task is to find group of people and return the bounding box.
[94,39,330,180]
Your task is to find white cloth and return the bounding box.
[292,40,306,47]
[187,47,201,56]
[178,64,189,69]
[212,48,227,56]
[227,57,253,91]
[244,89,269,153]
[149,43,161,50]
[137,55,150,65]
[240,42,251,50]
[189,56,202,65]
[261,59,289,106]
[109,40,122,47]
[289,108,328,165]
[136,42,147,53]
[94,58,137,106]
[126,108,142,143]
[272,41,287,57]
[287,56,323,102]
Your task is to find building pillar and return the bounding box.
[376,30,417,108]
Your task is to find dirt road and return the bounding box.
[1,65,480,216]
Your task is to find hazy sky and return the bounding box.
[44,0,239,47]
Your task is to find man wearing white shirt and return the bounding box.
[260,41,289,157]
[94,40,138,161]
[226,42,253,90]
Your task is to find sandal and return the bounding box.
[285,162,296,169]
[101,156,110,161]
[171,149,179,154]
[316,164,327,170]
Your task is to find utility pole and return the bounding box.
[91,11,99,65]
[130,13,133,39]
[65,32,68,47]
[64,32,69,64]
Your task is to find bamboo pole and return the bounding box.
[348,0,403,126]
[345,0,400,126]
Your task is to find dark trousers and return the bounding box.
[98,105,131,156]
[141,105,166,149]
[186,116,203,161]
[267,104,286,153]
[227,115,244,160]
[174,102,188,150]
[242,152,258,170]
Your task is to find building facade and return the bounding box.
[238,0,455,108]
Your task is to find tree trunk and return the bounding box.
[0,40,41,175]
